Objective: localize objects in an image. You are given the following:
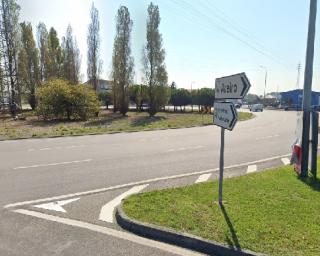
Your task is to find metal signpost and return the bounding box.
[214,73,251,205]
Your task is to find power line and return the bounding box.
[166,0,293,70]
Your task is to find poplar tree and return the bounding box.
[87,2,101,91]
[18,22,39,109]
[37,22,49,81]
[0,0,21,113]
[62,25,81,84]
[111,6,134,116]
[48,27,64,79]
[143,2,168,117]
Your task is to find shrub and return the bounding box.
[36,79,100,121]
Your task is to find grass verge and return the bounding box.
[0,110,254,140]
[123,164,320,256]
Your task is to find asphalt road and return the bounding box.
[0,110,300,256]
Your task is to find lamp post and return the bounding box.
[259,65,268,100]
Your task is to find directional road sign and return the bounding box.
[213,102,237,131]
[215,72,251,100]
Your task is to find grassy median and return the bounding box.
[123,164,320,256]
[0,110,253,140]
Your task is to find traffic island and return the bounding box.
[120,164,320,256]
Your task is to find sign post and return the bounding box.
[214,73,251,205]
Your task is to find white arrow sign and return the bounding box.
[213,102,237,131]
[34,198,80,213]
[215,72,251,100]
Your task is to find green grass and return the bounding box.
[123,164,320,256]
[0,110,254,140]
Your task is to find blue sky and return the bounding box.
[18,0,320,95]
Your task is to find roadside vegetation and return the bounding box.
[123,164,320,256]
[0,1,254,140]
[0,110,253,140]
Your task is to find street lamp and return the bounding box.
[259,65,268,99]
[191,81,195,112]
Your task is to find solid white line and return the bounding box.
[4,153,292,209]
[281,157,291,166]
[247,165,257,173]
[99,185,149,223]
[13,159,92,170]
[14,209,201,256]
[195,174,211,183]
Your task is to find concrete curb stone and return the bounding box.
[116,205,266,256]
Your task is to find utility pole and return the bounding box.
[301,0,317,178]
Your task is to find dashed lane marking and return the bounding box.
[247,165,257,173]
[99,185,149,223]
[13,159,92,170]
[14,209,202,256]
[195,174,211,183]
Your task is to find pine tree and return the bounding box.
[111,6,134,116]
[143,2,168,117]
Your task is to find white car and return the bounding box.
[250,104,264,112]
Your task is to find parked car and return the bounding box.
[249,104,264,112]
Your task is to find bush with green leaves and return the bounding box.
[36,79,100,120]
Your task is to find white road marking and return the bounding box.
[255,135,280,141]
[99,185,149,223]
[13,159,92,170]
[281,157,291,166]
[4,153,292,209]
[14,209,201,256]
[34,198,80,213]
[247,165,257,173]
[27,145,84,152]
[167,145,204,153]
[195,174,211,183]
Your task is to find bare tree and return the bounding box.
[0,0,20,115]
[111,6,134,116]
[87,2,101,91]
[143,2,168,117]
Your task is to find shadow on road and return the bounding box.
[220,204,242,251]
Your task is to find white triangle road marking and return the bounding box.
[34,198,80,213]
[99,184,149,223]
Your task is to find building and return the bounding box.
[280,89,320,107]
[84,79,113,93]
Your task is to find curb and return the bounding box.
[116,205,266,256]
